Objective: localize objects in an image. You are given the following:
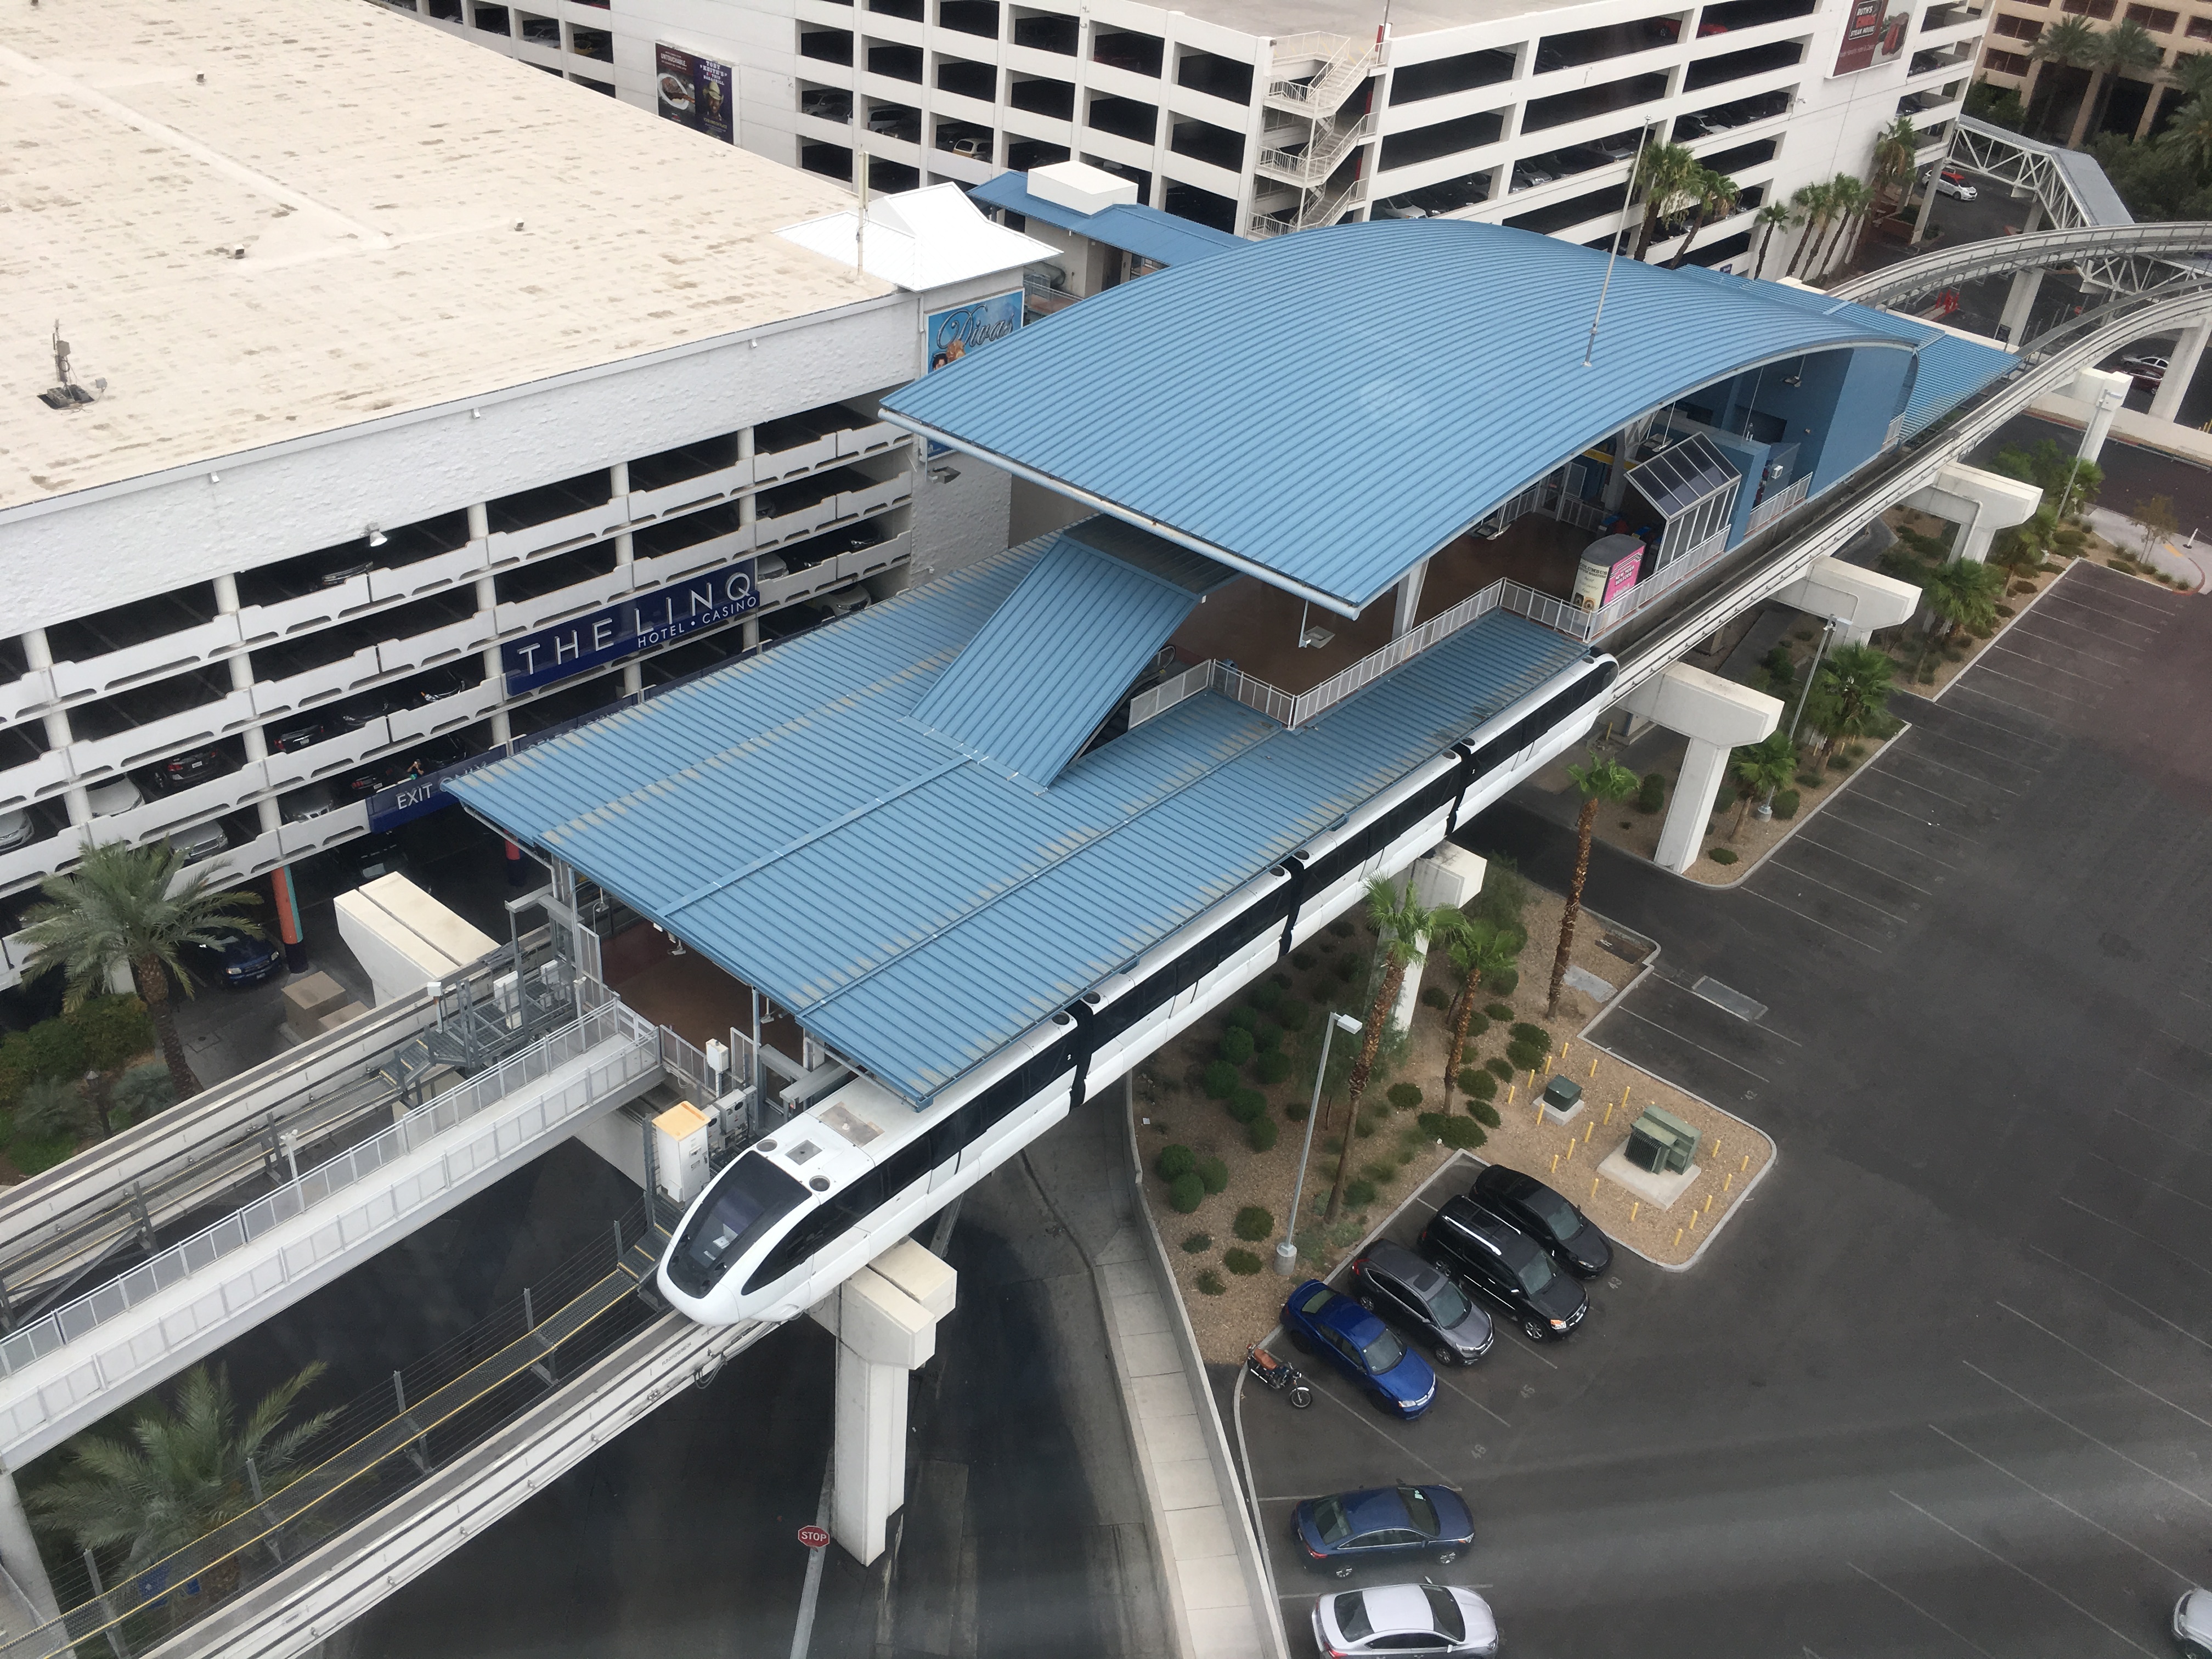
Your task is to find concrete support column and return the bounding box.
[2149,314,2212,423]
[466,501,489,543]
[22,628,88,825]
[1904,462,2045,566]
[1776,555,1922,647]
[0,1467,61,1623]
[808,1241,957,1566]
[2078,370,2129,466]
[621,662,644,696]
[476,573,512,747]
[1391,559,1428,638]
[609,460,630,502]
[1997,202,2044,344]
[1910,161,1941,244]
[1386,845,1487,1033]
[273,861,309,972]
[1618,664,1782,875]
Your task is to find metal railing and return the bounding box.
[1256,114,1374,186]
[1290,585,1505,725]
[1744,474,1811,537]
[1264,35,1374,117]
[0,991,654,1385]
[1127,658,1215,727]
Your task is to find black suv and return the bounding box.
[1419,1195,1588,1344]
[1469,1166,1612,1279]
[142,744,234,795]
[1350,1239,1494,1367]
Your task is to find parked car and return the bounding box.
[1509,162,1555,190]
[1934,166,1977,201]
[1468,1166,1613,1279]
[1372,200,1431,219]
[191,928,281,988]
[2123,352,2170,385]
[166,819,229,865]
[282,781,338,822]
[0,809,31,853]
[1674,114,1714,139]
[1420,1195,1589,1343]
[2175,1587,2212,1658]
[270,710,366,754]
[1280,1280,1437,1418]
[86,776,144,818]
[1292,1485,1475,1578]
[384,664,473,708]
[319,558,375,589]
[1313,1584,1499,1658]
[347,832,414,887]
[1350,1240,1494,1365]
[143,744,234,795]
[1596,133,1641,161]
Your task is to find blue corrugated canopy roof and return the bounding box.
[449,548,1581,1104]
[881,219,1913,618]
[968,172,1248,267]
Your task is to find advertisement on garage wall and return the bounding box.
[1831,0,1909,75]
[500,556,762,696]
[921,290,1023,454]
[656,43,734,143]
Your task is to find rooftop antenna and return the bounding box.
[50,323,74,393]
[1584,124,1652,369]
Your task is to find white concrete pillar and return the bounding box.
[466,501,490,543]
[1776,555,1922,646]
[21,628,88,825]
[1903,462,2045,565]
[476,572,512,745]
[1384,844,1487,1033]
[808,1240,957,1566]
[1997,201,2044,344]
[2078,370,2129,466]
[2149,314,2212,423]
[1392,559,1428,638]
[1618,664,1782,875]
[0,1467,60,1623]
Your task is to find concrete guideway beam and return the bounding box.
[1904,463,2045,566]
[809,1238,958,1566]
[1620,666,1782,874]
[1774,556,1922,646]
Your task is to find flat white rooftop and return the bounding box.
[0,0,886,513]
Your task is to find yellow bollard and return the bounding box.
[1704,1192,1714,1214]
[1673,1226,1684,1247]
[1740,1154,1750,1173]
[1506,1083,1515,1104]
[1544,1054,1554,1076]
[1629,1201,1640,1223]
[1590,1176,1600,1201]
[1589,1058,1598,1079]
[1583,1122,1593,1144]
[1564,1137,1574,1161]
[1723,1171,1733,1193]
[1550,1153,1560,1174]
[1711,1137,1722,1161]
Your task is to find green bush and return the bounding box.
[1254,1051,1293,1086]
[1708,847,1739,865]
[1796,770,1824,788]
[1353,1111,1381,1138]
[1157,1143,1197,1181]
[1509,1022,1550,1048]
[1421,985,1449,1008]
[1285,1099,1309,1122]
[1248,1114,1279,1152]
[0,1020,88,1103]
[1771,788,1800,820]
[1181,1232,1213,1254]
[1233,1205,1275,1241]
[1225,1005,1259,1032]
[109,1062,173,1129]
[1169,1171,1206,1213]
[1220,1026,1256,1066]
[1334,957,1358,982]
[1469,1100,1502,1128]
[1227,1087,1268,1124]
[1344,1178,1377,1209]
[1459,1068,1496,1101]
[1248,982,1283,1013]
[1251,1020,1283,1055]
[1417,1111,1487,1150]
[1328,918,1355,937]
[1201,1060,1239,1100]
[1386,1082,1423,1111]
[1462,1011,1490,1041]
[1486,1058,1515,1081]
[1291,950,1316,970]
[1195,1269,1226,1295]
[1196,1155,1229,1195]
[1637,771,1667,814]
[1360,1159,1398,1186]
[1828,751,1855,770]
[1506,1039,1545,1073]
[1483,1002,1514,1021]
[1224,1248,1263,1276]
[14,1077,93,1143]
[1486,967,1519,996]
[75,995,155,1073]
[1276,999,1310,1032]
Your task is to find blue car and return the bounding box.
[1281,1280,1437,1419]
[191,929,283,988]
[1293,1483,1476,1578]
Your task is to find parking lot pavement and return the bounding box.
[1232,558,2212,1658]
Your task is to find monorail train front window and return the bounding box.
[665,1153,808,1297]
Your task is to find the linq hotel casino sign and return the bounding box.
[502,557,760,695]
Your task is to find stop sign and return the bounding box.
[798,1525,831,1550]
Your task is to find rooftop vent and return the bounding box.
[39,324,100,411]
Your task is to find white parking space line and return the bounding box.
[1848,1560,2003,1659]
[1985,641,2125,690]
[1926,1425,2198,1586]
[1812,810,1963,868]
[1841,789,1978,839]
[1432,1367,1513,1426]
[1962,662,2096,706]
[1786,833,1938,894]
[2105,1104,2212,1154]
[1917,694,2064,748]
[1861,764,1978,808]
[1765,856,1910,924]
[1610,1004,1773,1081]
[2085,1150,2212,1215]
[2030,1245,2212,1355]
[1305,1374,1457,1483]
[1995,1302,2212,1433]
[1889,746,2024,794]
[1960,1361,2212,1513]
[1888,1491,2160,1658]
[1946,682,2076,729]
[2036,592,2165,633]
[1999,627,2140,674]
[2015,608,2148,653]
[2057,1194,2212,1279]
[1907,722,2054,772]
[1740,884,1888,951]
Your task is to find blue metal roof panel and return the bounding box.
[909,533,1198,788]
[450,549,1583,1101]
[1900,330,2017,438]
[968,172,1247,265]
[880,219,1912,616]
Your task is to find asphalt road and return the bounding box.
[1239,560,2212,1657]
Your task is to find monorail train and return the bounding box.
[658,652,1618,1326]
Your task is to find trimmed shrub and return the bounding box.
[1254,1051,1293,1085]
[1486,966,1519,996]
[1506,1039,1545,1073]
[1169,1171,1206,1213]
[1344,1178,1378,1209]
[1360,1159,1397,1186]
[1483,1002,1514,1021]
[1462,1011,1490,1041]
[1354,1110,1383,1138]
[14,1077,93,1142]
[1233,1205,1276,1241]
[1796,770,1823,788]
[1386,1082,1423,1112]
[1196,1155,1229,1194]
[110,1062,174,1128]
[1248,982,1283,1014]
[1276,999,1310,1032]
[1291,950,1316,970]
[1195,1269,1226,1295]
[1637,771,1667,815]
[1156,1143,1196,1181]
[75,995,155,1073]
[1227,1087,1268,1124]
[1828,751,1856,770]
[1249,1114,1279,1152]
[0,1020,88,1103]
[1285,1099,1310,1122]
[1181,1232,1213,1254]
[1421,986,1449,1008]
[1509,1022,1551,1047]
[1225,1006,1259,1032]
[1220,1026,1256,1066]
[1224,1248,1263,1276]
[1458,1067,1494,1099]
[1328,918,1356,937]
[1334,956,1358,982]
[1417,1111,1486,1150]
[1771,788,1800,820]
[1486,1058,1515,1081]
[1469,1100,1502,1129]
[1201,1060,1239,1099]
[1251,1020,1283,1055]
[1708,847,1739,865]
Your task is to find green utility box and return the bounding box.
[1624,1105,1700,1174]
[1541,1076,1583,1113]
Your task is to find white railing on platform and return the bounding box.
[1289,585,1505,725]
[1745,475,1811,537]
[1127,659,1217,727]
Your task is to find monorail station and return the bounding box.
[443,216,2012,1553]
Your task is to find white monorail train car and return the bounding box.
[658,652,1620,1325]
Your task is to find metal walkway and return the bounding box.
[1833,219,2212,307]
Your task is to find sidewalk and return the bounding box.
[1024,1085,1285,1659]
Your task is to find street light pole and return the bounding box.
[1276,1012,1363,1276]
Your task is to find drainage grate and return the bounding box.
[1691,975,1767,1022]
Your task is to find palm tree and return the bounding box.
[2162,92,2212,170]
[1548,755,1639,1016]
[1813,174,1872,277]
[1728,731,1799,837]
[1871,115,1920,215]
[1441,920,1520,1096]
[18,842,264,1103]
[1921,557,2007,639]
[1784,181,1834,278]
[1668,168,1741,269]
[1630,143,1702,260]
[1803,644,1899,748]
[1324,877,1445,1220]
[31,1362,334,1607]
[1751,199,1795,278]
[2027,17,2103,137]
[2072,19,2164,148]
[1994,436,2103,515]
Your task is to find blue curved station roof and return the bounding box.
[881,219,1915,617]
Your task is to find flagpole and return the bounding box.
[1585,123,1652,369]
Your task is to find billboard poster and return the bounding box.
[501,556,760,696]
[1832,0,1909,76]
[922,290,1023,454]
[657,43,735,142]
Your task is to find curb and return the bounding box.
[1926,548,2076,705]
[1674,720,1912,890]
